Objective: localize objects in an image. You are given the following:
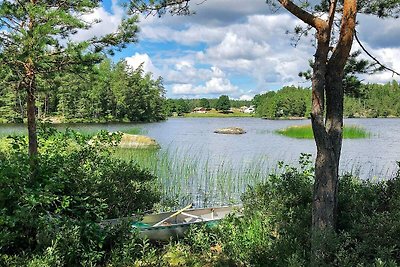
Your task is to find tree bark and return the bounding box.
[27,0,39,178]
[310,1,357,265]
[27,84,38,158]
[26,71,38,178]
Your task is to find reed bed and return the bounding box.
[113,147,274,209]
[114,146,395,210]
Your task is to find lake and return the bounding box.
[2,118,399,206]
[150,118,400,177]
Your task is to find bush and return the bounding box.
[0,126,160,266]
[215,154,314,266]
[175,155,400,266]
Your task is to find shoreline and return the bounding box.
[2,115,400,125]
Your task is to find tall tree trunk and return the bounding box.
[310,26,337,265]
[276,0,357,264]
[27,88,38,156]
[310,1,357,265]
[27,2,38,178]
[26,76,38,178]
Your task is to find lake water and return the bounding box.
[2,118,399,206]
[148,117,400,179]
[1,117,399,179]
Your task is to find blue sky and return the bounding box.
[85,0,400,99]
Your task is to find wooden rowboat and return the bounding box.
[102,205,241,241]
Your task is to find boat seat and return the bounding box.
[181,212,204,222]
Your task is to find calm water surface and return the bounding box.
[145,117,400,179]
[1,118,400,179]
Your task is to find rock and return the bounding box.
[119,134,160,149]
[214,127,246,135]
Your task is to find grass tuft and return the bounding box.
[276,124,370,139]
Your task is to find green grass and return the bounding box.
[121,127,146,135]
[276,124,371,139]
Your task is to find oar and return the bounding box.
[153,203,192,227]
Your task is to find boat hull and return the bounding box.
[102,206,241,242]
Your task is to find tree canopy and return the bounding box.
[0,0,139,162]
[215,95,231,112]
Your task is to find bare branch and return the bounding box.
[354,31,400,76]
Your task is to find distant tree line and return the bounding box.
[166,96,251,115]
[0,59,167,123]
[344,80,400,118]
[253,81,400,119]
[254,86,311,118]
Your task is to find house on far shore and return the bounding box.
[243,105,255,114]
[193,107,207,114]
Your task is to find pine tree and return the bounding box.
[0,0,139,176]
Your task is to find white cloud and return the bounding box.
[130,0,399,98]
[350,41,400,84]
[171,67,238,95]
[139,12,314,96]
[72,0,124,42]
[359,47,400,83]
[239,94,254,101]
[160,60,213,84]
[125,53,159,75]
[202,32,270,60]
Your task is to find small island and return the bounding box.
[119,134,161,149]
[276,124,370,139]
[214,127,246,135]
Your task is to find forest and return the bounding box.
[254,81,400,119]
[0,59,167,123]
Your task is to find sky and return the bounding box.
[77,0,400,100]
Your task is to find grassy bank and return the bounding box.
[276,124,371,139]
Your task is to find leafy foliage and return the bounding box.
[199,98,211,109]
[165,97,250,116]
[344,80,400,118]
[254,86,311,118]
[0,59,167,123]
[215,95,231,112]
[0,126,160,266]
[298,51,384,98]
[254,81,400,119]
[162,155,400,266]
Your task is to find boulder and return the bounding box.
[119,134,160,149]
[214,127,246,135]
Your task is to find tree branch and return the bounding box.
[278,0,327,30]
[327,0,338,30]
[354,31,400,76]
[328,0,357,70]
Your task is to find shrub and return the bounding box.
[216,154,314,266]
[0,126,160,266]
[178,156,400,266]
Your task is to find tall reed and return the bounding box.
[113,147,274,209]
